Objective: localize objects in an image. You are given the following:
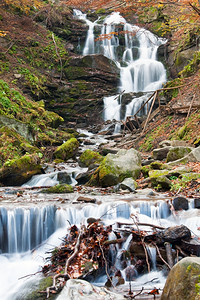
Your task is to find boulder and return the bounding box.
[54,138,79,161]
[57,172,72,184]
[172,196,189,211]
[161,225,191,243]
[153,147,172,160]
[167,146,200,165]
[159,140,191,148]
[166,146,193,162]
[120,177,137,192]
[88,149,141,187]
[68,54,120,83]
[161,257,200,300]
[150,175,172,190]
[79,149,103,167]
[194,198,200,209]
[56,279,125,300]
[0,154,43,186]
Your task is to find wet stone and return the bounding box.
[172,196,189,211]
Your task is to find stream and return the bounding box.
[0,9,198,300]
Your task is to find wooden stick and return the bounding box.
[186,94,196,121]
[142,90,157,134]
[164,242,174,268]
[153,243,171,270]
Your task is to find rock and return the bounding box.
[0,154,43,186]
[79,149,103,167]
[75,171,93,185]
[161,257,200,300]
[166,146,193,162]
[54,138,79,161]
[88,149,141,187]
[153,146,172,160]
[57,172,72,184]
[172,196,189,211]
[161,225,191,243]
[0,115,34,142]
[159,140,191,148]
[194,198,200,209]
[42,184,74,193]
[167,146,200,165]
[77,196,96,203]
[68,54,120,83]
[56,279,125,300]
[149,169,170,178]
[142,158,155,166]
[150,175,172,190]
[120,177,137,192]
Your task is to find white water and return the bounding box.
[74,10,167,131]
[0,199,199,298]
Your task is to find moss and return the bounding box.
[166,147,192,162]
[24,276,57,300]
[177,125,188,139]
[179,51,200,78]
[149,169,170,178]
[0,153,42,186]
[42,184,74,193]
[141,165,151,178]
[54,138,79,161]
[79,150,103,167]
[64,66,88,80]
[150,161,165,170]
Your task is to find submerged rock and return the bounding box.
[172,196,189,211]
[56,279,125,300]
[161,257,200,300]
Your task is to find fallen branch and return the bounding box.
[97,235,114,288]
[153,243,171,270]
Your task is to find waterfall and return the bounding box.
[0,206,59,253]
[74,10,167,130]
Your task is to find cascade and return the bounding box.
[74,10,167,131]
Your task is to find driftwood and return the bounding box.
[42,220,198,298]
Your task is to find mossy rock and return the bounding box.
[150,175,172,190]
[88,149,141,187]
[150,161,166,170]
[166,146,192,163]
[0,153,43,186]
[42,184,74,193]
[79,150,103,167]
[149,169,170,178]
[24,276,57,300]
[161,257,200,300]
[141,165,152,178]
[54,138,79,161]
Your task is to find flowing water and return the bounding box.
[0,9,197,300]
[74,10,167,131]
